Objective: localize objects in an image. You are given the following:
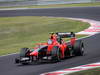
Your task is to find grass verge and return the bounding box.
[0,2,100,9]
[0,16,89,55]
[66,67,100,75]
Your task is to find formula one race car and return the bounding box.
[15,32,84,65]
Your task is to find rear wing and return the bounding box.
[56,32,75,38]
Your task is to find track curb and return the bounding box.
[0,17,99,58]
[41,62,100,75]
[67,18,100,35]
[40,17,100,75]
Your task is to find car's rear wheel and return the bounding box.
[73,40,84,56]
[51,46,61,62]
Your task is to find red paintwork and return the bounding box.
[29,33,76,58]
[70,37,76,46]
[30,51,38,56]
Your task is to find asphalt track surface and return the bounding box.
[0,7,100,75]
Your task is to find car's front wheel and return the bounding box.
[51,46,61,62]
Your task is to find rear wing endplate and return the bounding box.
[56,32,75,38]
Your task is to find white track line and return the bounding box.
[0,53,18,58]
[0,8,99,75]
[41,17,100,75]
[0,6,100,11]
[0,17,100,58]
[41,62,100,75]
[67,18,100,35]
[47,17,100,35]
[0,8,28,11]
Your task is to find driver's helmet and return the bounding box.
[48,39,53,45]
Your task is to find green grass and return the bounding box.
[0,2,100,9]
[66,67,100,75]
[0,16,89,55]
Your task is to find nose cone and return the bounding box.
[30,51,38,56]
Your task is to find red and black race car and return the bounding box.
[15,32,84,65]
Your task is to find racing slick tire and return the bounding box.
[73,40,84,56]
[20,48,30,57]
[51,46,61,62]
[20,48,30,65]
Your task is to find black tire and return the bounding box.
[20,48,30,57]
[51,46,61,62]
[15,48,30,65]
[15,58,20,64]
[19,48,30,65]
[73,40,84,56]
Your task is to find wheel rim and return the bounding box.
[81,46,84,55]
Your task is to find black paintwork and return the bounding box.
[0,7,100,75]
